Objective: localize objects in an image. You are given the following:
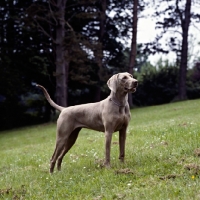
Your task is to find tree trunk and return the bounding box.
[55,0,68,106]
[128,0,138,107]
[178,0,191,100]
[65,51,69,106]
[94,0,106,102]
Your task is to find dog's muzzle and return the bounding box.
[124,80,138,93]
[133,81,138,88]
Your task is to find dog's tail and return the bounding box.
[37,84,64,112]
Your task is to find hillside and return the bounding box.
[0,99,200,199]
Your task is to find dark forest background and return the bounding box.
[0,0,200,130]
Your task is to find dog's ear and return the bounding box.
[107,74,119,93]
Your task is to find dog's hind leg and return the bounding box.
[50,137,67,173]
[57,128,81,171]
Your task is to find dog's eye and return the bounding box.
[123,76,127,79]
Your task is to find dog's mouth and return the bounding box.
[124,81,138,93]
[125,87,137,93]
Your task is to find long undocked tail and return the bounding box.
[37,84,64,112]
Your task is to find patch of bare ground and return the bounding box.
[149,140,168,149]
[194,148,200,157]
[93,195,103,200]
[0,185,26,199]
[94,159,105,168]
[115,168,134,175]
[113,193,126,199]
[184,163,200,174]
[112,141,119,145]
[0,188,12,196]
[159,174,178,180]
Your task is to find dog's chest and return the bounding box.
[119,106,130,118]
[114,107,130,130]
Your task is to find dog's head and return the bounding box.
[107,72,138,93]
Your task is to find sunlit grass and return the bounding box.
[0,99,200,199]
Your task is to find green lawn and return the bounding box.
[0,99,200,200]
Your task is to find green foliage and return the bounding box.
[133,59,179,106]
[187,62,200,99]
[1,0,199,129]
[0,0,54,129]
[0,99,200,199]
[132,58,200,106]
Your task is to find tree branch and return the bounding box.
[34,15,55,26]
[48,1,58,25]
[175,0,183,28]
[33,19,56,43]
[66,21,74,31]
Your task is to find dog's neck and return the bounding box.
[109,91,128,107]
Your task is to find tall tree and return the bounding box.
[0,0,52,129]
[94,0,107,101]
[178,0,191,100]
[55,0,68,106]
[150,0,199,100]
[27,0,68,106]
[128,0,138,107]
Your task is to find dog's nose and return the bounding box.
[134,81,138,87]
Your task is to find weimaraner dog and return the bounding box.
[37,72,138,173]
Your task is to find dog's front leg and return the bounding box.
[104,130,113,167]
[119,128,127,163]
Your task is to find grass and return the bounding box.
[0,99,200,200]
